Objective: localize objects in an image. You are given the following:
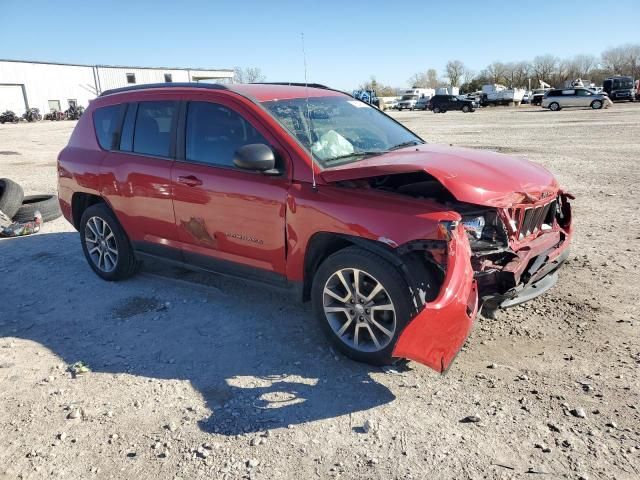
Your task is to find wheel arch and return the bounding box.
[71,192,106,229]
[302,232,444,310]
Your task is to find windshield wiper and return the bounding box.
[324,151,383,163]
[387,140,422,151]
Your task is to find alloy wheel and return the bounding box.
[84,216,118,272]
[323,268,396,352]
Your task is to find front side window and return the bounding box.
[133,101,177,157]
[262,96,422,168]
[186,101,268,167]
[575,89,592,96]
[93,104,124,150]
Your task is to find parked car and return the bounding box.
[413,97,431,110]
[542,88,609,111]
[58,82,573,372]
[530,88,550,106]
[428,95,475,113]
[383,98,398,110]
[396,94,418,110]
[521,91,531,104]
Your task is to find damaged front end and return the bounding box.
[392,221,479,372]
[329,170,573,372]
[468,191,573,315]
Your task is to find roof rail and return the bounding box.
[250,82,332,90]
[99,82,228,97]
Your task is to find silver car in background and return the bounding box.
[542,87,610,111]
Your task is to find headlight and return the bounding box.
[462,216,485,239]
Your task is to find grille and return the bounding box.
[511,199,556,239]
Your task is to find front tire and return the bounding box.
[591,100,603,109]
[312,247,416,365]
[462,105,470,113]
[79,203,139,281]
[433,107,441,113]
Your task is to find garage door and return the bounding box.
[0,85,26,114]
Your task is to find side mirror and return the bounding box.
[233,144,279,174]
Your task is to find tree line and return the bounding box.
[360,43,640,95]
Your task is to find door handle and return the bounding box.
[177,175,203,187]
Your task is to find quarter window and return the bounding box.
[133,101,177,158]
[126,73,136,84]
[93,104,124,150]
[164,73,172,82]
[186,102,268,168]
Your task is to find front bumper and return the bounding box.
[392,223,478,372]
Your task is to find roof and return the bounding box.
[0,58,233,73]
[98,82,347,101]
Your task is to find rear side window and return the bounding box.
[93,105,124,150]
[185,101,268,168]
[133,101,177,158]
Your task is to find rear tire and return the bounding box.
[79,204,139,281]
[0,178,25,219]
[433,107,441,113]
[462,105,470,113]
[310,246,435,366]
[549,102,560,111]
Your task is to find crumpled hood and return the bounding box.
[319,144,559,207]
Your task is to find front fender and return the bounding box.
[392,223,478,372]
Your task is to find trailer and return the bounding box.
[481,84,526,106]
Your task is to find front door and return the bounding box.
[574,88,594,107]
[171,99,289,284]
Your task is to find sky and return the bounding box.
[2,0,639,91]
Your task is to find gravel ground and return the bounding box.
[1,104,639,480]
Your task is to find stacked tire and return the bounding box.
[0,178,62,224]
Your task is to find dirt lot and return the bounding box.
[1,104,639,480]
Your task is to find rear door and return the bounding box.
[171,97,290,284]
[99,100,180,259]
[561,89,577,107]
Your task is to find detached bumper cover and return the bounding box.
[392,224,478,372]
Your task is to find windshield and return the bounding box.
[401,95,418,100]
[613,78,634,89]
[262,96,423,168]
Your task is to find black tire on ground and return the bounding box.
[462,105,470,113]
[433,107,441,113]
[549,102,561,111]
[312,246,431,366]
[12,194,62,223]
[0,178,25,219]
[79,203,139,281]
[591,100,603,109]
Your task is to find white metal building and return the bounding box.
[0,59,234,115]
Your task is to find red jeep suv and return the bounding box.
[57,82,573,372]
